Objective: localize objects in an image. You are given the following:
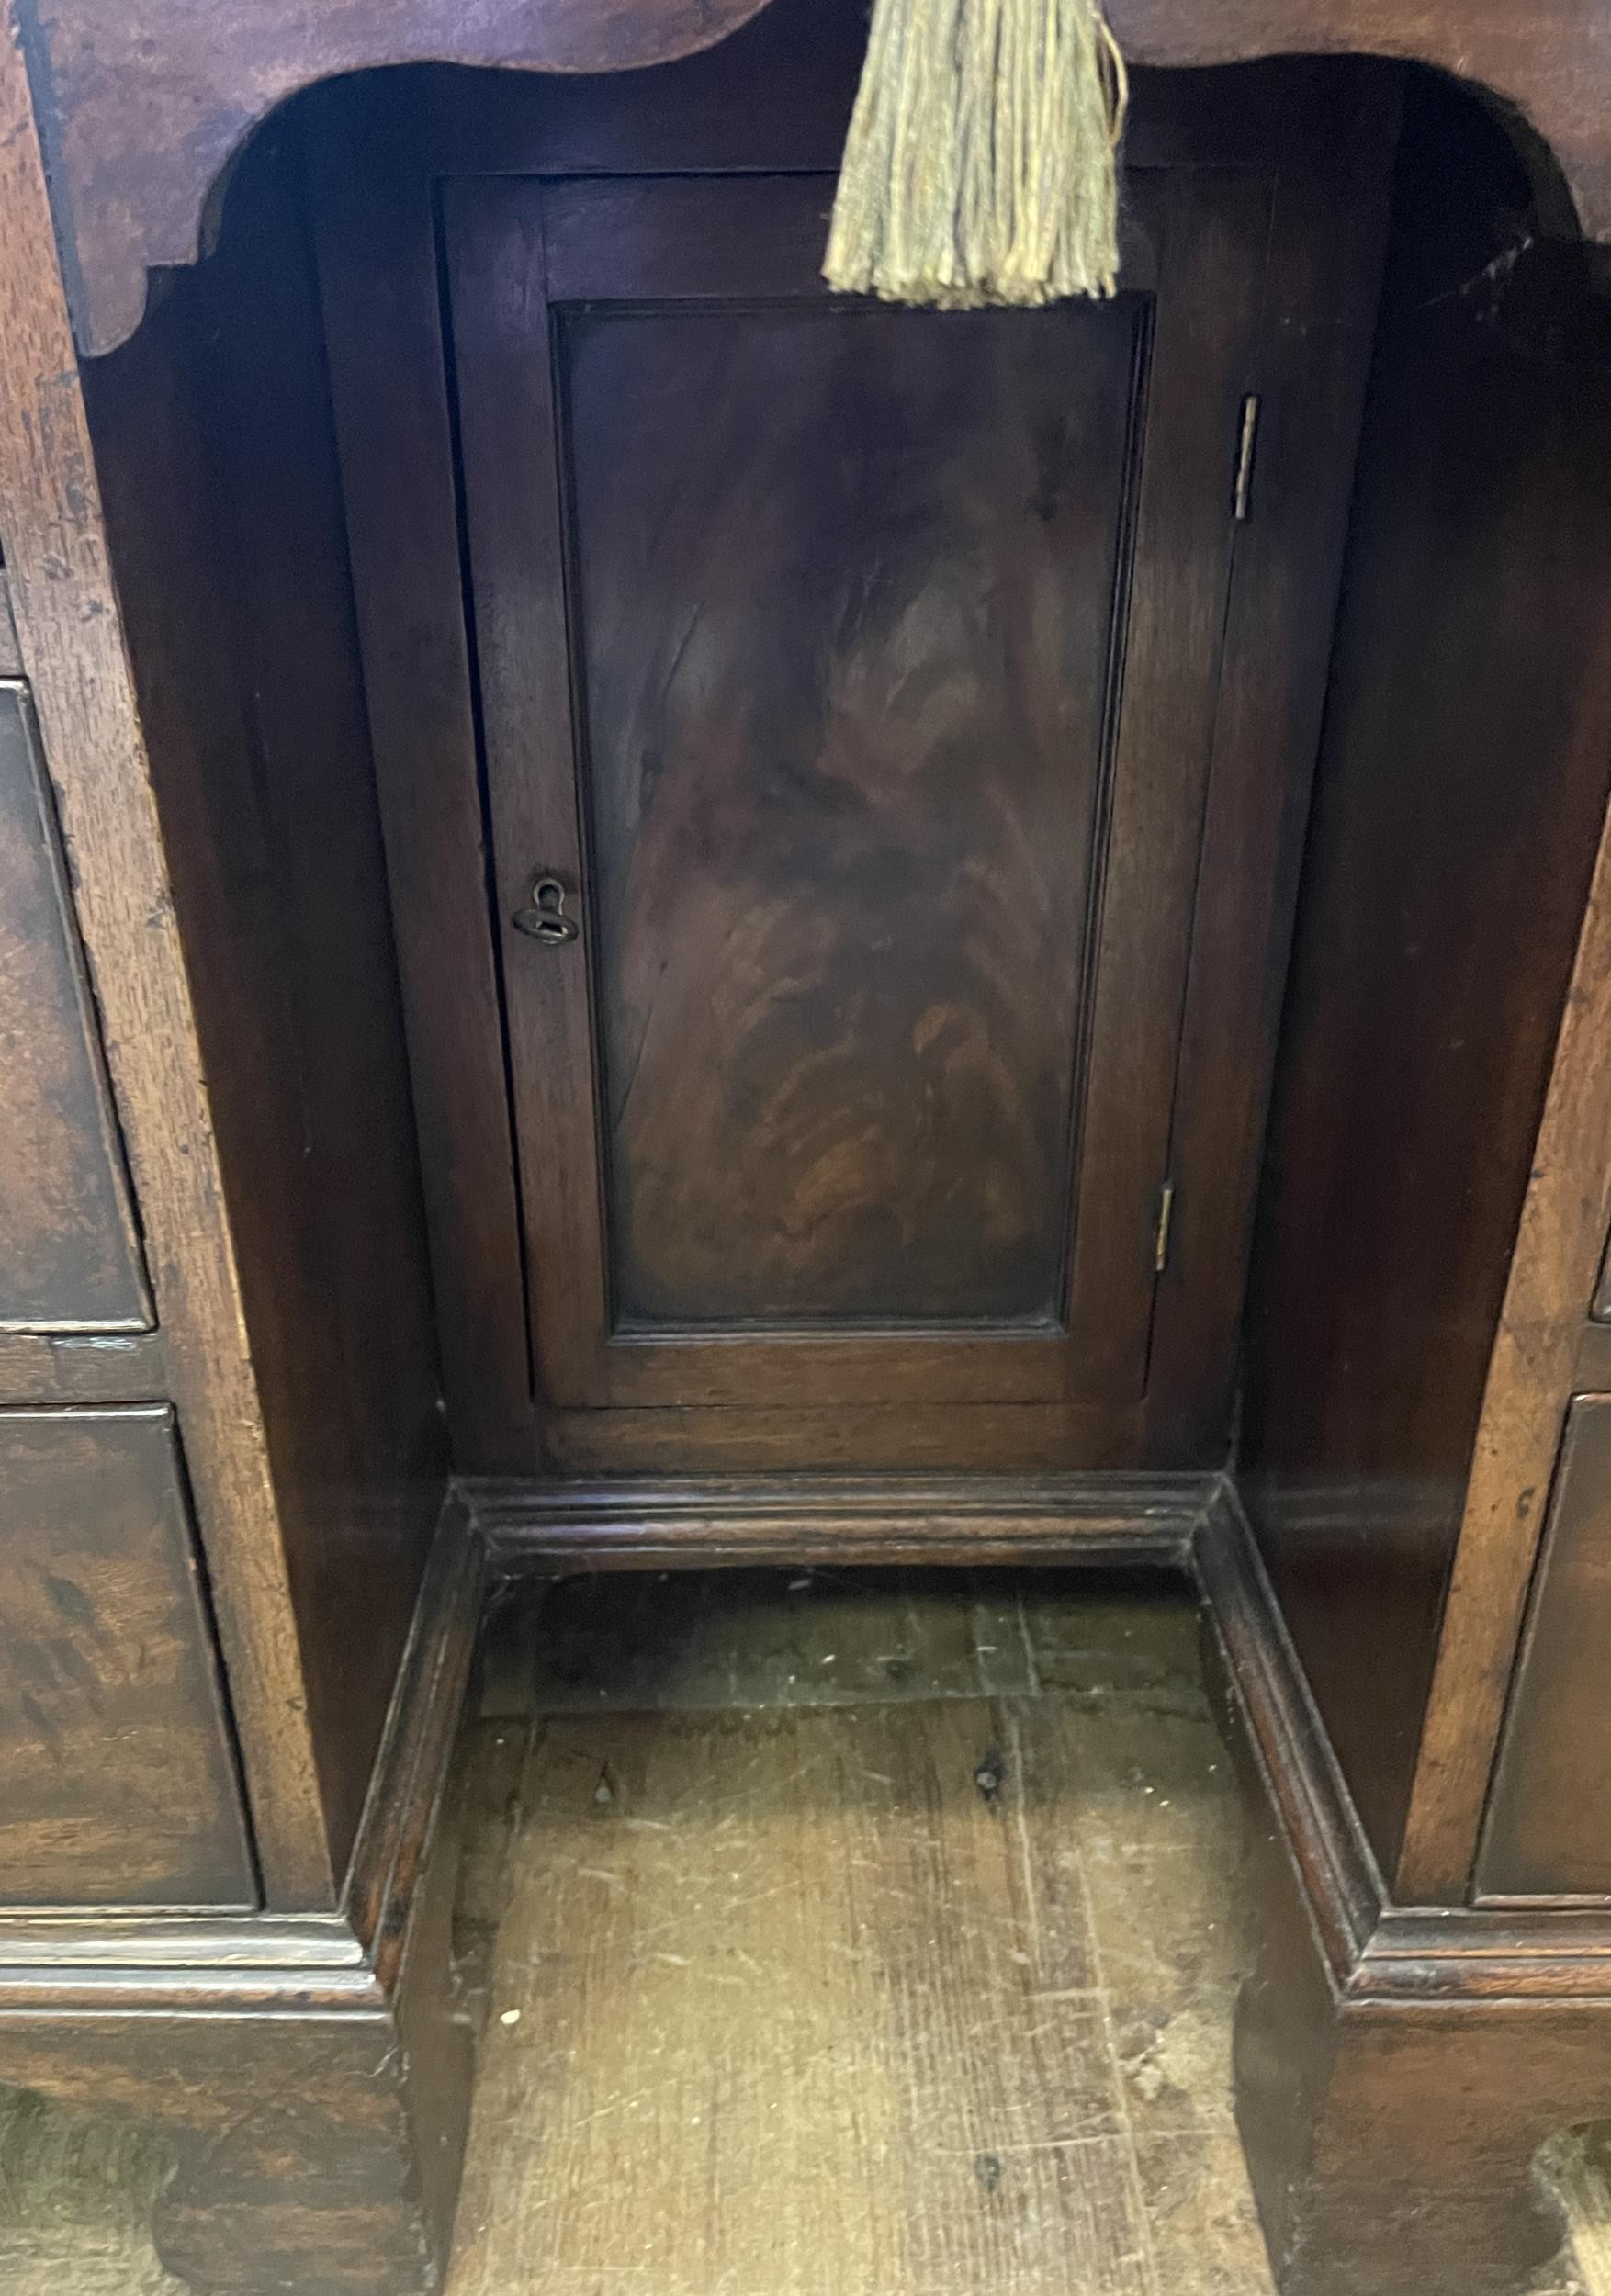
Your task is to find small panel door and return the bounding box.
[446,172,1267,1414]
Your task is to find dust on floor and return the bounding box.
[0,1566,1597,2295]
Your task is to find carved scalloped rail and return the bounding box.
[13,0,1611,355]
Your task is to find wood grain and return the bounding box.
[0,1485,483,2295]
[0,1329,166,1407]
[126,109,451,1887]
[451,1696,1152,2296]
[0,686,149,1333]
[304,57,1397,1483]
[535,1400,1156,1476]
[470,1469,1210,1569]
[0,6,331,1907]
[1142,68,1401,1461]
[23,0,1611,358]
[446,166,1270,1429]
[564,291,1132,1333]
[1477,1396,1611,1898]
[1239,82,1611,1894]
[309,84,535,1470]
[0,569,20,677]
[0,1407,254,1909]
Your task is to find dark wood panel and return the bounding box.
[1593,1235,1611,1322]
[0,0,332,1908]
[565,295,1134,1332]
[535,1400,1150,1476]
[1239,78,1611,1886]
[82,115,449,1886]
[469,1469,1207,1569]
[0,684,149,1332]
[411,33,1404,185]
[27,0,1611,357]
[1141,69,1403,1461]
[0,1329,165,1407]
[448,167,1267,1431]
[308,82,535,1470]
[0,570,20,676]
[540,171,1159,302]
[314,57,1395,1480]
[0,1406,254,1908]
[1478,1396,1611,1897]
[1572,1319,1611,1391]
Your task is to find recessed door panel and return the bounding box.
[446,171,1268,1415]
[565,299,1134,1334]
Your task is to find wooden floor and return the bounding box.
[0,1564,1596,2295]
[449,1567,1272,2296]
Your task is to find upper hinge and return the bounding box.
[1232,393,1260,523]
[1154,1180,1176,1277]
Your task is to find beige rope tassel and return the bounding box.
[824,0,1129,307]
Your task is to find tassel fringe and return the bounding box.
[824,0,1129,307]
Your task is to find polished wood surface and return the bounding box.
[565,292,1129,1334]
[468,1470,1211,1570]
[82,192,448,1888]
[453,1571,1256,2296]
[314,51,1397,1480]
[0,1407,253,1909]
[1142,68,1401,1461]
[1478,1396,1611,1898]
[0,685,149,1334]
[0,1504,483,2294]
[0,9,332,1906]
[446,163,1268,1438]
[1402,788,1611,1897]
[1200,1491,1611,2296]
[20,0,1611,358]
[1240,82,1611,1889]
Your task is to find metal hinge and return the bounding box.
[1232,393,1260,523]
[1154,1180,1176,1277]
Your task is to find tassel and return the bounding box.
[824,0,1129,308]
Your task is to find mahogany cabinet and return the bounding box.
[0,3,1610,2294]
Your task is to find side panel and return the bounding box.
[80,117,449,1885]
[448,168,1265,1427]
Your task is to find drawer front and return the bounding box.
[0,1406,255,1908]
[0,572,19,676]
[0,682,150,1331]
[1479,1392,1611,1899]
